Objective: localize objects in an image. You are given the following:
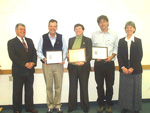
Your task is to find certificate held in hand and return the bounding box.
[46,51,63,64]
[68,48,86,63]
[92,47,108,59]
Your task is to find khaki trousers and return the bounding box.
[42,64,63,109]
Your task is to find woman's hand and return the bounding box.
[128,68,134,74]
[122,67,129,74]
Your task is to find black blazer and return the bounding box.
[117,37,143,74]
[8,37,37,77]
[67,36,92,71]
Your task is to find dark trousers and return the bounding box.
[68,64,90,112]
[94,61,115,106]
[13,74,34,112]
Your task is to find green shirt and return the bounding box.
[72,35,83,49]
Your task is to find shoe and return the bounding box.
[47,108,53,113]
[0,107,3,112]
[97,106,104,113]
[106,105,112,113]
[14,111,21,113]
[134,111,140,113]
[84,111,88,113]
[121,109,129,113]
[67,108,73,113]
[26,109,38,113]
[55,108,63,113]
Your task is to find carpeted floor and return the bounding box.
[1,101,150,113]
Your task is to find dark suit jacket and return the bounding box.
[8,37,37,77]
[117,37,143,74]
[67,36,92,71]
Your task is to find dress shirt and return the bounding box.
[125,35,135,60]
[37,33,67,60]
[91,29,118,61]
[17,36,28,48]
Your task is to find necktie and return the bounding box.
[21,38,28,52]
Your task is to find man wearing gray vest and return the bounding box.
[37,19,67,113]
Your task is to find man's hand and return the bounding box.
[75,62,84,66]
[44,58,47,65]
[60,60,65,65]
[105,53,116,62]
[96,59,102,61]
[25,62,35,69]
[105,56,113,62]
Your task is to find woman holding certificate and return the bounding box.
[117,21,143,113]
[67,24,92,113]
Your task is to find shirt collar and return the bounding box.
[17,36,25,42]
[125,35,135,42]
[99,28,110,33]
[48,33,57,40]
[76,35,83,39]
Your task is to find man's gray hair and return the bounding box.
[15,23,26,29]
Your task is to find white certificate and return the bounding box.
[46,51,63,64]
[68,48,86,63]
[92,47,108,59]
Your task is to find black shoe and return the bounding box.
[47,108,53,113]
[67,108,73,113]
[26,109,38,113]
[14,111,21,113]
[97,106,104,113]
[134,111,140,113]
[55,108,63,113]
[121,109,129,113]
[84,111,88,113]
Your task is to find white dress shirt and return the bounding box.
[125,35,135,60]
[91,29,118,61]
[17,36,28,48]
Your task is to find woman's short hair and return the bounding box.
[74,24,85,31]
[97,15,109,24]
[125,21,136,33]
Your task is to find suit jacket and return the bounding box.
[117,37,143,74]
[67,36,92,71]
[8,37,37,77]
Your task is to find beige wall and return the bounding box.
[0,0,150,105]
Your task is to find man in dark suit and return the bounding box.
[67,24,92,113]
[7,23,38,113]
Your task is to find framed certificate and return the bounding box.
[46,51,63,64]
[92,47,108,59]
[68,48,86,63]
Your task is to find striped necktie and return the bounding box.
[21,38,28,52]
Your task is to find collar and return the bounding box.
[48,33,57,40]
[125,35,135,42]
[76,35,83,39]
[99,28,110,33]
[17,36,25,42]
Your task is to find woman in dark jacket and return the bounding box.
[117,21,143,113]
[67,24,92,113]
